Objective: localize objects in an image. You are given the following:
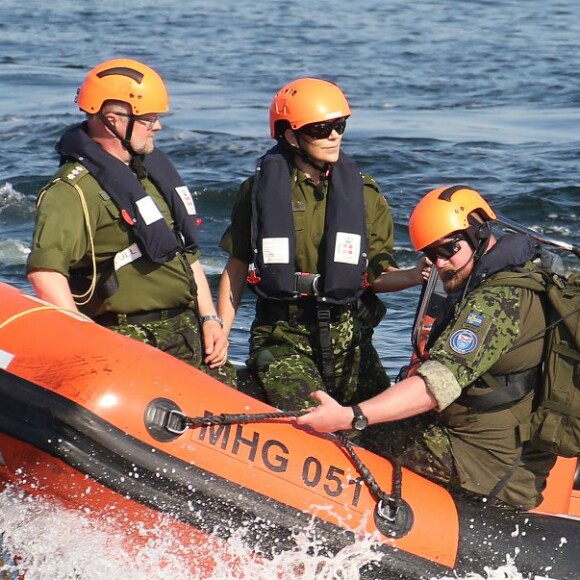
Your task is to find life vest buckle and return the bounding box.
[294,272,321,297]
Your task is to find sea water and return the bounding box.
[1,0,579,577]
[0,485,531,580]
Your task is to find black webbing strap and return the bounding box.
[486,447,523,501]
[458,367,539,412]
[317,304,336,392]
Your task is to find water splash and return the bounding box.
[0,486,384,580]
[432,556,526,580]
[0,485,538,580]
[0,241,30,267]
[0,184,33,220]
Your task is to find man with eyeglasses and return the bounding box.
[26,58,235,386]
[218,77,426,410]
[298,185,557,510]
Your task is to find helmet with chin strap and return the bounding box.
[75,58,169,115]
[409,185,497,252]
[269,77,351,139]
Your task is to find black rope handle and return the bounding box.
[335,432,402,507]
[177,409,402,510]
[183,409,307,427]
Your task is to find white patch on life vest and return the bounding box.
[114,243,143,270]
[334,232,361,265]
[0,349,14,370]
[136,196,164,225]
[262,237,290,264]
[175,185,196,215]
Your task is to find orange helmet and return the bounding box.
[75,58,169,115]
[269,77,351,138]
[409,185,496,251]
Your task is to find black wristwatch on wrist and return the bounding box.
[351,405,368,431]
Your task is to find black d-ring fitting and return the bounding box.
[144,397,186,442]
[374,497,414,539]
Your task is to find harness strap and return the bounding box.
[316,305,336,392]
[486,447,523,501]
[459,367,539,412]
[255,299,357,393]
[461,366,538,500]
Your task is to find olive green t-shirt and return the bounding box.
[219,167,396,282]
[27,162,199,316]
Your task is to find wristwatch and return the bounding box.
[200,314,223,328]
[351,405,368,431]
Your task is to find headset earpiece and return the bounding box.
[475,221,491,241]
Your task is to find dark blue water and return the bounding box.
[1,0,579,577]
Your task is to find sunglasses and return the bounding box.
[111,111,160,130]
[424,236,464,263]
[300,117,347,140]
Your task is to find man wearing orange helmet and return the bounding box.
[26,59,234,384]
[298,185,556,510]
[218,78,426,410]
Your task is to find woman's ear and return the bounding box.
[284,128,298,148]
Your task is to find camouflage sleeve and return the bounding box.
[219,176,254,263]
[416,359,462,410]
[427,285,523,390]
[362,174,397,281]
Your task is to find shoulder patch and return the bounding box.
[465,311,485,327]
[449,329,478,354]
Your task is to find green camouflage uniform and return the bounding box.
[220,167,396,409]
[363,272,556,509]
[112,306,236,385]
[27,161,236,387]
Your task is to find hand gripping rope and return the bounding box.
[145,401,414,538]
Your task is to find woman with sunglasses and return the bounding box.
[298,185,557,511]
[218,77,426,411]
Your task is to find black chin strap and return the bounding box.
[97,112,145,177]
[294,132,327,171]
[458,231,491,302]
[285,133,332,199]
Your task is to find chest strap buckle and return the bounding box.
[295,272,321,297]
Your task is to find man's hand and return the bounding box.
[296,391,353,433]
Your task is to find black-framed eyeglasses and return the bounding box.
[424,235,464,263]
[110,111,160,130]
[299,117,347,140]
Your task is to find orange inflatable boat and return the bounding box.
[0,282,577,579]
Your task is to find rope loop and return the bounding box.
[178,409,402,510]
